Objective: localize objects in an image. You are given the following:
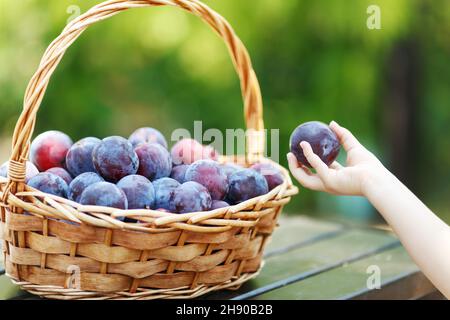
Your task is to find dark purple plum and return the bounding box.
[92,136,139,182]
[30,131,73,171]
[1,161,39,182]
[117,175,155,209]
[46,167,73,185]
[290,121,340,167]
[211,200,230,210]
[227,169,269,204]
[28,172,69,198]
[250,163,284,190]
[129,127,168,149]
[153,177,180,210]
[135,143,172,181]
[170,164,189,183]
[79,181,128,209]
[66,137,101,176]
[222,163,243,178]
[68,172,104,202]
[185,160,228,200]
[169,181,212,213]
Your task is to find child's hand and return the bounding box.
[287,121,387,196]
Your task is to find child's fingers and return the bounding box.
[299,163,315,176]
[329,121,361,152]
[287,153,324,190]
[330,161,343,170]
[287,152,300,169]
[300,142,330,179]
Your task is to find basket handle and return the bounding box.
[7,0,265,185]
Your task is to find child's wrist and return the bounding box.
[361,165,395,198]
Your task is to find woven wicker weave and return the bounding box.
[0,0,298,300]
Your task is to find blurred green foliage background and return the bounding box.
[0,0,449,224]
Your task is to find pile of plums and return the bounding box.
[0,128,284,216]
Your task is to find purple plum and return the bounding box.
[46,167,73,185]
[135,143,172,181]
[184,160,228,200]
[79,181,128,210]
[170,164,189,183]
[169,181,212,213]
[211,200,230,210]
[227,169,269,204]
[152,177,180,210]
[28,172,69,198]
[68,172,104,202]
[92,136,139,182]
[117,175,155,209]
[290,121,340,167]
[250,163,284,190]
[129,127,168,149]
[66,137,101,176]
[222,163,243,178]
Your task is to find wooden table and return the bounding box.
[0,215,443,300]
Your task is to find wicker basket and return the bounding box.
[0,0,298,300]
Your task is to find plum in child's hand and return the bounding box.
[289,121,340,167]
[30,131,73,171]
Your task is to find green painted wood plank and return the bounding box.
[265,216,344,256]
[207,228,397,299]
[252,246,419,300]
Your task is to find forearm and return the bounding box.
[364,168,450,298]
